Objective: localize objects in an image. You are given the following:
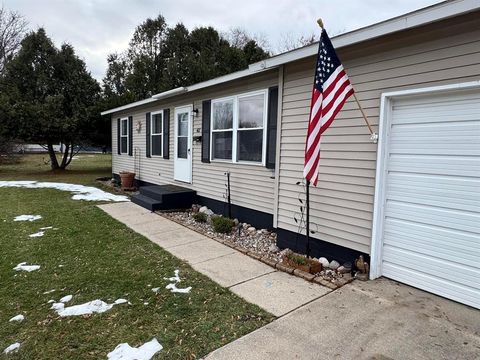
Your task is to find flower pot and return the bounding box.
[119,171,136,190]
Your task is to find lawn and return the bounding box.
[0,154,274,359]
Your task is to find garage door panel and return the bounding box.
[380,88,480,308]
[389,155,479,177]
[384,219,480,267]
[385,200,479,233]
[386,173,480,212]
[382,262,480,309]
[383,246,480,289]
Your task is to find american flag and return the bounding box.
[304,29,354,186]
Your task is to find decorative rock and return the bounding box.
[233,218,239,226]
[342,262,352,272]
[318,257,329,268]
[329,260,340,270]
[191,204,200,213]
[247,226,256,233]
[199,206,214,216]
[268,244,280,253]
[337,265,349,274]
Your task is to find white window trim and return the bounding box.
[150,110,163,157]
[120,117,129,154]
[210,89,268,166]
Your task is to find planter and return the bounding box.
[282,254,322,274]
[119,171,136,190]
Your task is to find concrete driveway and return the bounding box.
[205,278,480,360]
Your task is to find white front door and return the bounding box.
[174,106,193,183]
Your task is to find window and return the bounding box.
[120,118,128,154]
[151,111,163,156]
[210,90,266,164]
[211,99,233,160]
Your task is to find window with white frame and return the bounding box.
[151,111,163,156]
[120,117,128,154]
[211,90,266,164]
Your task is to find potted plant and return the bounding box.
[282,250,322,274]
[119,171,136,190]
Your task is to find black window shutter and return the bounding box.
[128,116,133,156]
[117,118,121,155]
[202,100,211,163]
[266,86,279,169]
[145,112,151,158]
[163,108,170,159]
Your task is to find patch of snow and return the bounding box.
[39,226,53,230]
[47,300,55,304]
[13,262,40,272]
[52,298,127,317]
[3,343,20,354]
[163,269,192,294]
[59,295,73,303]
[151,287,160,294]
[164,269,180,283]
[114,298,127,304]
[14,214,42,222]
[0,181,129,202]
[143,302,149,305]
[107,338,163,360]
[165,283,192,294]
[58,264,64,267]
[43,289,55,294]
[29,231,45,238]
[9,314,24,322]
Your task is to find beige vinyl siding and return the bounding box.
[276,15,480,254]
[112,70,278,215]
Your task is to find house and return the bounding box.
[101,0,480,309]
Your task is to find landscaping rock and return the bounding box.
[268,244,280,253]
[199,206,214,216]
[247,226,256,233]
[318,257,329,268]
[329,260,340,270]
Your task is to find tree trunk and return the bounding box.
[47,142,59,170]
[59,142,70,169]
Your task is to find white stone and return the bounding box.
[247,226,256,233]
[318,257,329,268]
[199,206,213,216]
[329,260,340,270]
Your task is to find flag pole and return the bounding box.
[306,180,311,257]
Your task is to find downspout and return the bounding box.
[272,65,284,228]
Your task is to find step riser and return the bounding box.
[140,187,196,202]
[131,196,160,211]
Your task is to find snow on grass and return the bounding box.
[9,314,24,322]
[29,231,45,238]
[51,298,128,317]
[164,269,180,283]
[13,214,42,222]
[59,295,72,303]
[163,269,192,294]
[114,298,127,304]
[107,338,163,360]
[0,181,128,202]
[43,289,56,294]
[166,283,192,294]
[151,287,160,294]
[3,343,20,354]
[13,262,40,272]
[39,226,53,230]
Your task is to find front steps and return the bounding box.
[131,184,196,211]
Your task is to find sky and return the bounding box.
[3,0,442,82]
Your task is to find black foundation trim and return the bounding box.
[276,227,369,264]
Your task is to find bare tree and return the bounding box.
[276,32,318,54]
[225,27,270,51]
[0,5,27,74]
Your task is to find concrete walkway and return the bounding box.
[98,202,331,316]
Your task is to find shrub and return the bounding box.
[192,212,207,223]
[284,250,307,266]
[211,216,235,234]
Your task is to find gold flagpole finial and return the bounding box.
[317,18,324,29]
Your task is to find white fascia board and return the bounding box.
[249,0,479,71]
[151,87,187,99]
[100,98,159,116]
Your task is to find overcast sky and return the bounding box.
[4,0,442,82]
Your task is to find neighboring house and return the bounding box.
[18,143,62,153]
[102,0,480,309]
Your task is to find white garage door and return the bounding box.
[380,88,480,309]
